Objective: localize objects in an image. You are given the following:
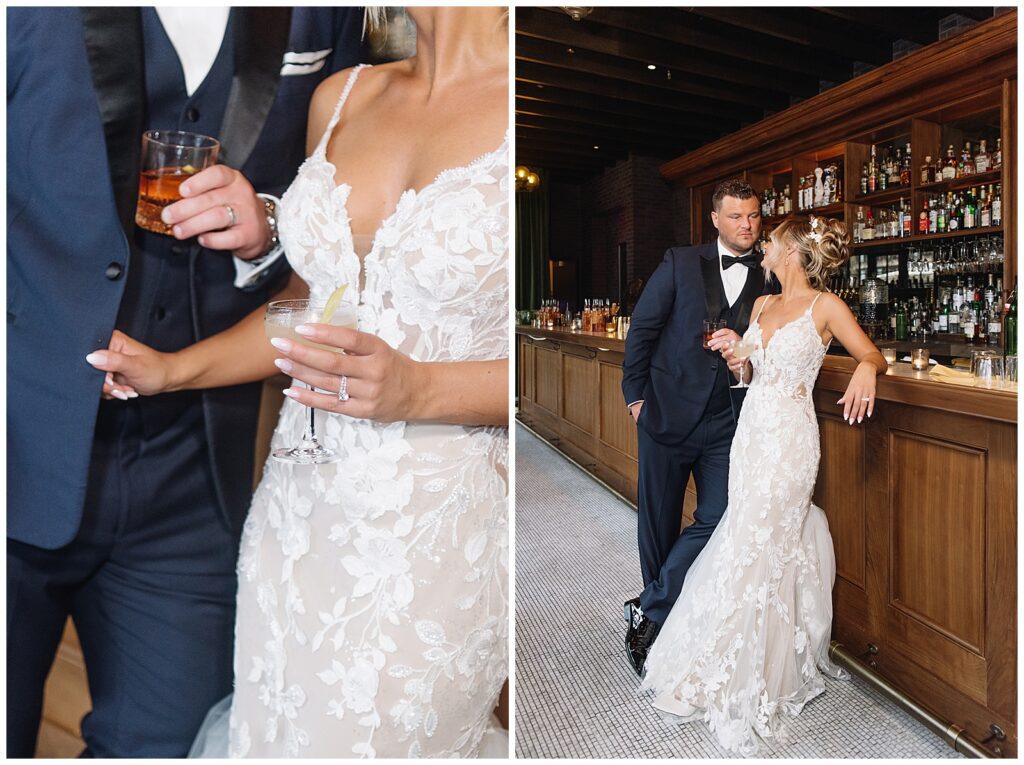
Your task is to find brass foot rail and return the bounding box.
[829,641,1002,758]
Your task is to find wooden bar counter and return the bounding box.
[516,324,1017,756]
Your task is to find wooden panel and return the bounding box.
[889,431,986,656]
[520,338,535,403]
[1002,77,1016,290]
[561,352,597,434]
[598,361,637,456]
[814,413,867,590]
[534,346,559,415]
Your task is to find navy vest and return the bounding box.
[116,8,235,351]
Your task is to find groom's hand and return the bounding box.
[629,401,643,423]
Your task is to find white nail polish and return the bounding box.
[270,337,291,352]
[283,388,299,399]
[127,391,139,399]
[112,389,128,401]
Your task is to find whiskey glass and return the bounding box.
[136,130,220,234]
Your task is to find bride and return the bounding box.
[640,216,886,756]
[87,7,509,757]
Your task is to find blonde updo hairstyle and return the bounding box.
[768,216,851,291]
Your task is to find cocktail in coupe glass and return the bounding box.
[265,298,359,464]
[729,338,757,388]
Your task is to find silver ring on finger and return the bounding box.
[861,396,871,401]
[224,204,237,228]
[338,374,349,402]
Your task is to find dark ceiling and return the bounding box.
[515,6,1001,182]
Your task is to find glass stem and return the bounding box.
[303,385,318,445]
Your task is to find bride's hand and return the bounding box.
[86,330,175,398]
[270,324,424,422]
[837,361,877,424]
[708,327,740,353]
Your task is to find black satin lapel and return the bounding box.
[218,7,293,169]
[80,8,145,234]
[734,265,765,335]
[699,250,723,321]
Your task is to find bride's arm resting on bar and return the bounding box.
[820,293,887,423]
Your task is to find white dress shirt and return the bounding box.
[717,237,754,307]
[155,8,230,96]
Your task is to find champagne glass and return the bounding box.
[265,299,359,464]
[729,338,757,388]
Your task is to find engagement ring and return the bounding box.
[224,204,237,227]
[338,375,350,402]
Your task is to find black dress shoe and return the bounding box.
[627,616,661,676]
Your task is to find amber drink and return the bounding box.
[135,130,219,234]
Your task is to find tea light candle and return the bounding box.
[882,348,897,365]
[911,348,930,370]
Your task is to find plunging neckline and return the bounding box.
[318,128,510,259]
[753,296,830,352]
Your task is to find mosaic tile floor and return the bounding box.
[513,423,964,759]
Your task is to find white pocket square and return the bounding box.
[280,48,332,76]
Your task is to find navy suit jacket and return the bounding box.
[621,242,774,446]
[7,7,365,549]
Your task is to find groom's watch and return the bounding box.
[261,196,280,254]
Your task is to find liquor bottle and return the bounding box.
[993,137,1002,170]
[929,198,938,233]
[901,199,912,237]
[901,142,912,186]
[963,188,976,229]
[920,155,934,184]
[961,141,975,176]
[1004,286,1016,356]
[985,274,996,306]
[938,298,950,332]
[943,145,958,180]
[936,196,947,233]
[918,199,929,234]
[895,301,908,341]
[947,295,960,333]
[853,207,865,243]
[887,148,900,187]
[862,210,875,240]
[975,139,991,174]
[783,184,792,214]
[992,184,1002,226]
[980,185,992,227]
[860,163,869,195]
[987,302,1002,346]
[960,301,975,343]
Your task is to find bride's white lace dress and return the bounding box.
[640,292,847,756]
[199,65,508,758]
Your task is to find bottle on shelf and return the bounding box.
[861,162,869,195]
[868,144,878,193]
[853,207,865,243]
[918,199,929,235]
[992,184,1002,226]
[900,142,912,187]
[975,139,991,174]
[783,184,792,214]
[987,301,1002,347]
[920,155,934,184]
[960,300,976,343]
[980,185,992,227]
[960,140,975,176]
[895,301,908,341]
[862,210,875,241]
[938,297,950,333]
[942,145,958,180]
[994,137,1002,170]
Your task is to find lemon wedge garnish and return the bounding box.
[320,284,349,323]
[182,164,197,174]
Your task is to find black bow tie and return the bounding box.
[721,253,760,270]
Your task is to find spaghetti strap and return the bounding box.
[313,63,371,156]
[752,294,772,324]
[807,291,825,314]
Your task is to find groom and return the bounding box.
[621,179,773,675]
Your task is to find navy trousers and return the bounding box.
[637,405,735,625]
[7,397,240,757]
